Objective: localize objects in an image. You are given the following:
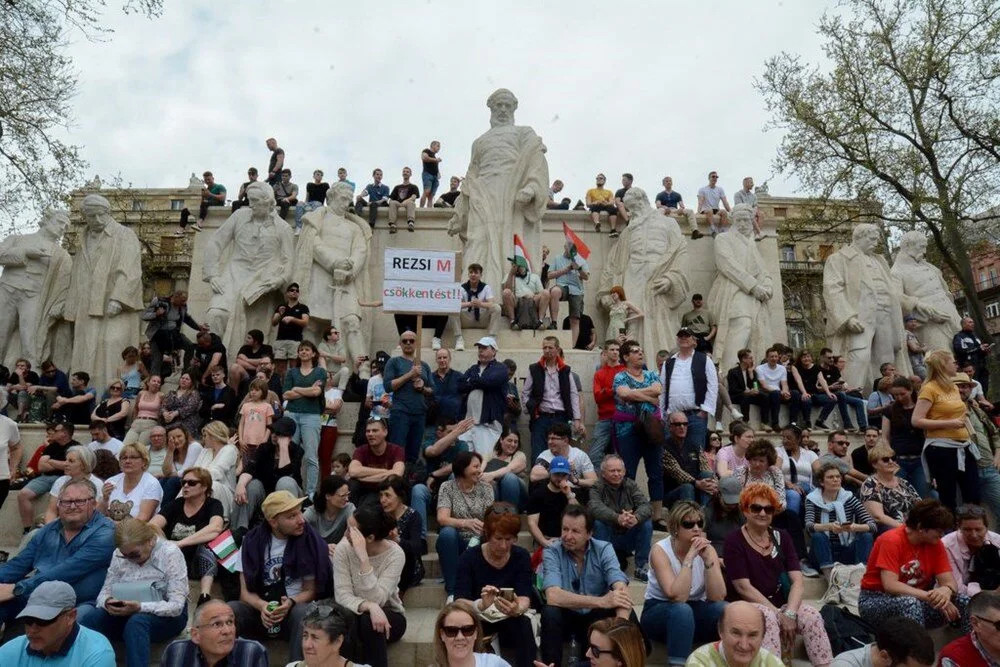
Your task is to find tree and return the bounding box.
[0,1,163,234]
[757,0,1000,391]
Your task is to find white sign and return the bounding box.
[383,248,457,283]
[382,280,462,313]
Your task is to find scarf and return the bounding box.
[241,522,333,598]
[806,487,854,546]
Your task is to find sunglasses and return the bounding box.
[110,386,123,391]
[588,644,617,658]
[670,422,689,427]
[681,519,705,529]
[182,479,201,487]
[441,624,477,638]
[748,504,776,515]
[401,339,416,344]
[879,457,896,464]
[22,613,64,628]
[975,615,1000,632]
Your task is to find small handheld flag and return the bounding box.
[509,234,532,272]
[562,221,591,261]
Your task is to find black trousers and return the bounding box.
[925,444,979,511]
[540,606,638,665]
[731,391,770,422]
[346,609,406,667]
[483,615,537,667]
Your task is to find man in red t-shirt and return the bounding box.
[348,418,405,510]
[940,591,1000,666]
[590,341,623,468]
[858,499,970,631]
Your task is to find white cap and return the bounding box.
[475,336,498,350]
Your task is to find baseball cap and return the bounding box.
[719,476,742,505]
[475,336,498,350]
[549,456,571,475]
[261,490,306,521]
[17,581,76,621]
[676,327,695,338]
[903,314,918,323]
[271,416,297,438]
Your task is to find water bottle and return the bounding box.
[468,535,481,548]
[566,635,580,667]
[266,601,281,635]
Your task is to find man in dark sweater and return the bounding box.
[457,336,509,455]
[588,454,653,581]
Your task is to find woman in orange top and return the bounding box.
[912,349,977,511]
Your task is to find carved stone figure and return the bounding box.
[598,187,689,357]
[64,195,143,391]
[0,209,73,368]
[292,181,371,376]
[823,223,911,390]
[707,204,774,369]
[202,181,294,354]
[890,231,962,353]
[447,88,550,283]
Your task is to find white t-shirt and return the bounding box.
[174,441,204,476]
[778,447,818,484]
[0,416,20,479]
[755,363,787,392]
[235,534,305,598]
[697,185,727,210]
[87,437,124,458]
[535,446,594,481]
[51,474,104,499]
[105,471,163,520]
[321,388,343,427]
[366,374,389,418]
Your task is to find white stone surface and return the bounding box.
[890,231,962,353]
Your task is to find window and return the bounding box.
[787,324,806,350]
[774,207,788,218]
[131,199,145,212]
[987,302,1000,319]
[780,245,796,262]
[169,199,184,211]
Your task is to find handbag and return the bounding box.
[639,410,665,448]
[110,580,167,603]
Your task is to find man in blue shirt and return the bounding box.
[540,505,634,666]
[548,241,590,347]
[0,580,115,666]
[355,168,391,228]
[0,478,114,640]
[655,175,701,239]
[383,331,433,462]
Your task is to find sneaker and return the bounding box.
[730,408,744,421]
[594,222,601,233]
[432,337,442,350]
[293,227,301,236]
[407,220,415,232]
[511,323,521,331]
[547,322,557,330]
[633,565,649,583]
[197,593,212,606]
[813,421,830,432]
[652,518,669,532]
[609,230,620,238]
[190,223,203,232]
[454,337,465,351]
[446,594,454,604]
[691,229,704,240]
[800,560,821,578]
[755,232,764,242]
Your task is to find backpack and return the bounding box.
[970,541,1000,591]
[820,603,875,655]
[514,296,541,330]
[820,562,866,615]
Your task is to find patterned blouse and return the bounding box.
[438,479,495,541]
[162,389,202,438]
[734,466,787,510]
[96,538,188,617]
[860,475,921,524]
[612,369,660,417]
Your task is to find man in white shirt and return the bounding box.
[755,347,800,432]
[660,327,718,454]
[501,258,548,330]
[447,263,501,351]
[86,420,123,458]
[529,421,597,504]
[696,170,732,237]
[0,414,22,500]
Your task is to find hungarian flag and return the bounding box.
[562,221,591,260]
[511,234,532,272]
[209,530,241,572]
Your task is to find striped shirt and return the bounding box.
[160,638,269,667]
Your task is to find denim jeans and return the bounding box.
[809,531,874,569]
[640,598,726,664]
[832,392,868,429]
[684,411,708,453]
[411,483,431,539]
[896,456,932,498]
[78,603,188,667]
[293,200,322,229]
[979,464,1000,523]
[435,525,470,594]
[530,412,568,461]
[807,394,839,425]
[589,419,612,468]
[593,518,653,568]
[784,481,813,516]
[287,411,322,496]
[617,425,664,502]
[496,472,527,510]
[388,410,426,463]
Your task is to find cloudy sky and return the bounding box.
[63,0,834,204]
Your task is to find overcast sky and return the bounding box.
[63,0,834,205]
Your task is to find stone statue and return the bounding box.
[447,88,550,282]
[598,187,689,357]
[823,223,911,390]
[202,181,295,354]
[292,181,371,377]
[64,194,143,391]
[188,173,203,189]
[0,209,73,368]
[890,231,962,353]
[707,204,774,369]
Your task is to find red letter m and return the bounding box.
[436,259,452,273]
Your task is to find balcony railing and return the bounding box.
[951,274,1000,300]
[779,260,824,273]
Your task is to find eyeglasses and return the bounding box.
[681,519,705,529]
[57,497,94,508]
[401,338,416,344]
[198,618,236,631]
[22,612,64,628]
[110,386,123,391]
[182,479,201,487]
[487,505,516,516]
[588,644,618,658]
[441,624,477,638]
[748,504,776,515]
[975,615,1000,632]
[670,422,689,427]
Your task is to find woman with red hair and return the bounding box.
[723,483,833,666]
[605,285,643,342]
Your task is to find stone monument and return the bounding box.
[447,88,550,284]
[64,194,144,391]
[823,222,911,390]
[890,230,962,353]
[202,181,294,354]
[0,209,73,368]
[598,187,689,357]
[707,203,774,370]
[292,181,371,375]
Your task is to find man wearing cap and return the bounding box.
[0,479,114,639]
[501,254,548,330]
[230,490,332,661]
[456,336,509,458]
[522,335,584,460]
[661,327,718,453]
[957,373,1000,523]
[529,422,597,504]
[231,416,304,541]
[527,455,581,548]
[0,580,114,665]
[681,294,718,354]
[161,599,268,667]
[448,263,501,352]
[348,417,407,510]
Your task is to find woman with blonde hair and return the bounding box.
[860,442,921,533]
[432,599,511,666]
[44,445,103,523]
[191,420,238,518]
[123,374,164,447]
[100,443,163,522]
[587,616,647,667]
[77,517,189,667]
[912,349,977,510]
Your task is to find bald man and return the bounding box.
[161,600,268,667]
[686,601,782,667]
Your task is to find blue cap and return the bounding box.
[549,456,571,475]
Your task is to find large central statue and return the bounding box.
[598,187,689,358]
[823,223,911,390]
[448,88,550,283]
[292,181,371,377]
[708,204,774,370]
[202,181,295,354]
[890,231,961,353]
[64,194,143,391]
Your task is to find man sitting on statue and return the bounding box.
[51,372,97,426]
[501,256,548,331]
[447,263,501,352]
[547,240,590,345]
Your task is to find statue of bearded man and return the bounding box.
[890,231,962,353]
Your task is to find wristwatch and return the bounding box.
[781,608,798,620]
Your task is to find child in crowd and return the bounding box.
[236,378,274,463]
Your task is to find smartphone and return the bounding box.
[840,521,852,527]
[108,600,126,607]
[618,328,626,335]
[499,588,515,602]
